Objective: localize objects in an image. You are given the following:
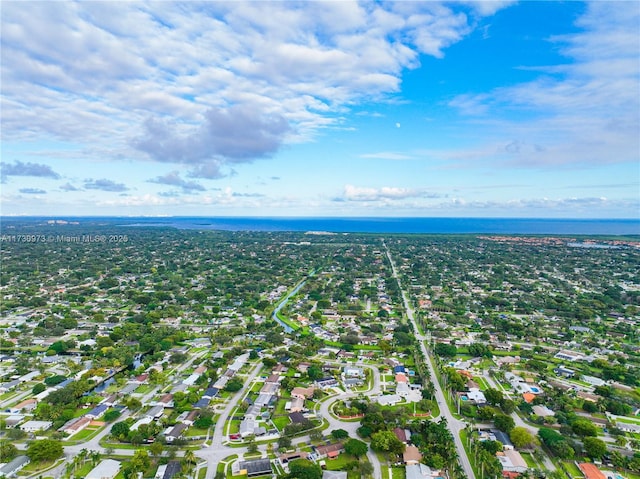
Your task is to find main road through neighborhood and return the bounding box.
[384,241,476,479]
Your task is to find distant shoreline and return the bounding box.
[2,216,639,235]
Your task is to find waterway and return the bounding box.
[272,278,310,333]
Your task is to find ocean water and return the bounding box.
[2,216,639,235]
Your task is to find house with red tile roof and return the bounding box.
[577,463,605,479]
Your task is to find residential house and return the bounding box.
[86,460,121,479]
[343,366,364,378]
[20,420,52,433]
[145,405,165,420]
[9,398,37,413]
[288,396,305,413]
[315,377,338,390]
[238,459,272,478]
[291,386,315,399]
[405,464,441,479]
[61,416,92,436]
[166,423,188,442]
[314,443,344,459]
[496,450,528,473]
[403,445,422,464]
[554,350,583,362]
[532,405,555,418]
[0,456,30,478]
[376,394,401,406]
[322,472,347,479]
[86,404,108,419]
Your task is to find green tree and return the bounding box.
[149,441,164,458]
[103,409,121,422]
[583,437,607,460]
[32,383,46,395]
[484,388,504,406]
[278,435,292,451]
[370,430,405,456]
[480,440,503,454]
[344,438,368,458]
[434,343,457,357]
[26,439,63,463]
[307,365,323,381]
[494,413,515,433]
[571,418,598,437]
[0,440,18,462]
[130,449,151,474]
[331,429,349,440]
[194,416,213,428]
[359,461,374,477]
[224,377,244,392]
[111,421,130,441]
[287,459,322,479]
[510,426,538,448]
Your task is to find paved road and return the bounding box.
[314,363,383,479]
[384,242,476,479]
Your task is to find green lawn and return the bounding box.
[228,419,241,434]
[560,460,582,477]
[71,426,101,441]
[272,415,289,431]
[519,452,538,468]
[185,427,209,437]
[391,466,405,479]
[73,462,94,478]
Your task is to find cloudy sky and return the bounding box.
[1,1,639,218]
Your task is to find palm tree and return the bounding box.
[182,449,197,479]
[90,450,101,466]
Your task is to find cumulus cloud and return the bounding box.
[84,178,129,192]
[133,104,291,173]
[1,160,60,181]
[148,171,205,193]
[19,187,46,194]
[1,1,500,167]
[338,184,441,202]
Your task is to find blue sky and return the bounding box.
[1,1,638,218]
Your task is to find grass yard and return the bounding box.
[73,462,94,478]
[71,425,101,441]
[474,376,489,390]
[22,459,57,473]
[273,398,288,415]
[185,427,208,437]
[560,460,582,477]
[272,415,289,431]
[519,452,538,468]
[323,452,355,470]
[391,466,405,479]
[228,419,241,434]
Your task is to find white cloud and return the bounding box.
[446,1,640,168]
[340,184,440,202]
[1,1,496,168]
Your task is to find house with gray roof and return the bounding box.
[0,456,30,478]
